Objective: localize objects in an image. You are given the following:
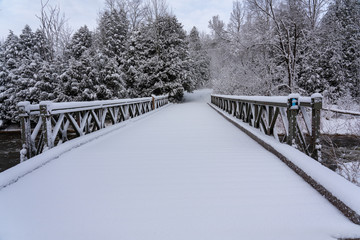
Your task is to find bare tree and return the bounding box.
[127,0,146,30]
[247,0,306,92]
[228,1,246,39]
[104,0,146,31]
[105,0,118,10]
[300,0,329,29]
[144,0,169,22]
[36,0,70,60]
[208,15,228,41]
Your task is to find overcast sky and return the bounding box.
[0,0,234,39]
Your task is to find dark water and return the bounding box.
[321,135,360,163]
[0,131,22,172]
[0,131,358,173]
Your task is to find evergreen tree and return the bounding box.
[122,29,149,97]
[98,8,129,63]
[132,15,195,101]
[34,61,59,101]
[68,26,93,60]
[59,48,126,101]
[0,31,22,123]
[318,0,360,100]
[94,50,127,100]
[188,27,210,89]
[60,55,93,101]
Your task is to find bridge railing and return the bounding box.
[17,95,168,161]
[211,94,322,161]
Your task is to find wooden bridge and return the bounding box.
[0,90,360,240]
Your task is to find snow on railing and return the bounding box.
[322,107,360,116]
[17,95,169,161]
[211,93,322,161]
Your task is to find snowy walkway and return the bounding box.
[1,90,360,240]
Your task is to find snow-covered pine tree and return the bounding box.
[94,7,129,98]
[0,30,26,123]
[0,26,53,124]
[122,28,149,98]
[317,0,360,101]
[56,25,96,101]
[0,41,4,127]
[67,25,93,60]
[60,55,93,101]
[59,47,127,101]
[98,8,129,63]
[93,49,127,100]
[134,15,195,101]
[188,27,210,89]
[15,26,45,104]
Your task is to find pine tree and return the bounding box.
[59,48,126,101]
[317,0,360,100]
[94,50,127,100]
[0,31,22,123]
[34,61,59,101]
[98,8,129,63]
[188,27,210,89]
[132,15,195,101]
[122,29,149,97]
[68,26,93,59]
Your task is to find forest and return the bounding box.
[208,0,360,100]
[0,0,210,127]
[0,0,359,127]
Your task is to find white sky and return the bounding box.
[0,0,235,39]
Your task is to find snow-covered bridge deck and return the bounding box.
[1,90,360,240]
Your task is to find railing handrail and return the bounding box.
[211,94,314,107]
[322,107,360,116]
[18,95,169,116]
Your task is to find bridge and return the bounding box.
[0,90,360,240]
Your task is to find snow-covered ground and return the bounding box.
[337,161,360,186]
[322,115,360,135]
[0,89,360,240]
[321,105,360,136]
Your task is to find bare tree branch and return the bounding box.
[36,0,70,60]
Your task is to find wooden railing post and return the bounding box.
[287,94,299,147]
[311,94,322,161]
[152,95,156,110]
[18,101,32,161]
[40,101,54,151]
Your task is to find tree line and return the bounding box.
[1,0,359,126]
[0,0,210,126]
[207,0,360,105]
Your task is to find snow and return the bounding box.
[17,96,167,116]
[209,95,360,213]
[311,93,323,98]
[17,101,40,114]
[321,115,360,135]
[212,94,312,105]
[213,94,288,105]
[337,161,360,187]
[0,104,170,190]
[0,89,360,240]
[288,93,300,99]
[323,108,360,116]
